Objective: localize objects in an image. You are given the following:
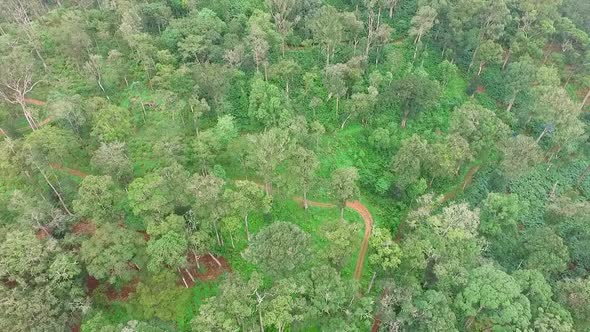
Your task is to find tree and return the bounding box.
[342,87,378,129]
[309,6,344,66]
[224,180,271,241]
[288,147,319,209]
[391,135,429,189]
[80,223,143,286]
[73,175,119,224]
[369,226,402,272]
[449,101,510,156]
[322,220,361,269]
[0,229,84,332]
[500,135,543,179]
[473,40,503,76]
[557,278,590,325]
[409,6,438,59]
[244,222,312,277]
[399,290,459,332]
[91,104,133,143]
[323,63,350,115]
[188,173,226,246]
[454,265,531,331]
[261,278,307,332]
[388,74,440,128]
[330,167,360,221]
[146,214,188,273]
[266,0,299,56]
[248,75,291,127]
[191,272,260,331]
[269,59,300,95]
[522,227,569,276]
[246,128,292,195]
[479,193,521,237]
[504,59,537,112]
[0,47,41,131]
[90,142,133,183]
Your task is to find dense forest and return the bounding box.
[1,0,590,331]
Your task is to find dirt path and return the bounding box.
[24,98,46,106]
[49,163,88,178]
[347,200,374,281]
[293,196,373,281]
[439,165,480,204]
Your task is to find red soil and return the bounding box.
[49,163,88,178]
[72,221,96,236]
[178,254,231,287]
[476,85,486,94]
[24,98,46,106]
[347,200,374,281]
[85,275,139,301]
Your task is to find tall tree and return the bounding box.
[246,128,292,195]
[73,175,120,224]
[288,147,319,210]
[244,222,312,277]
[330,167,360,221]
[80,223,143,286]
[388,74,440,128]
[409,6,438,59]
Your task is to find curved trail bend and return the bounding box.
[293,197,373,281]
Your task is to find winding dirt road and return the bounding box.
[293,197,374,281]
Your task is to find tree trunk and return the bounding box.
[389,4,394,18]
[536,127,548,143]
[38,166,73,216]
[325,45,330,67]
[185,268,195,282]
[367,271,377,293]
[258,307,265,332]
[340,206,345,222]
[468,45,479,72]
[341,112,354,129]
[502,49,511,70]
[20,102,38,131]
[213,219,221,246]
[477,61,485,76]
[303,190,308,210]
[208,253,222,267]
[506,94,516,112]
[230,233,235,249]
[244,214,251,241]
[580,89,590,111]
[401,110,409,128]
[178,268,189,288]
[336,96,340,115]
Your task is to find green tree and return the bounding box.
[388,74,440,128]
[244,222,312,277]
[73,175,119,224]
[146,214,188,273]
[322,220,361,269]
[288,147,319,210]
[91,104,132,143]
[81,223,143,286]
[246,128,292,195]
[309,6,344,66]
[330,167,360,221]
[454,265,531,331]
[409,6,438,59]
[224,180,271,241]
[522,227,569,276]
[90,142,133,183]
[248,75,291,127]
[500,135,543,179]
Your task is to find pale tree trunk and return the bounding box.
[536,127,548,143]
[336,96,340,115]
[213,219,221,246]
[185,268,195,282]
[208,253,222,267]
[367,271,377,293]
[341,112,354,129]
[477,61,485,76]
[303,189,308,210]
[230,233,235,249]
[506,94,516,112]
[244,214,251,241]
[178,268,189,288]
[389,3,394,18]
[401,110,410,128]
[340,206,345,222]
[468,45,480,73]
[37,165,73,216]
[580,89,590,111]
[502,49,511,70]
